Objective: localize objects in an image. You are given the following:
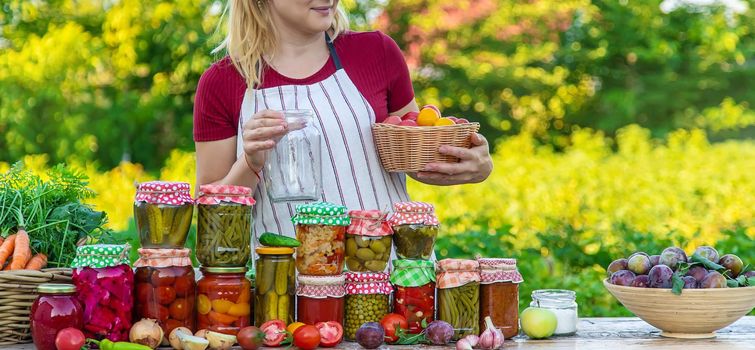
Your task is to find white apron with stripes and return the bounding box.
[236,36,410,238]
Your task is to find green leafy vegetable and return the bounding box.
[689,252,726,271]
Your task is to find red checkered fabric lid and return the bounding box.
[388,202,439,226]
[478,258,523,284]
[344,272,392,295]
[133,248,192,268]
[436,258,480,289]
[196,184,255,206]
[347,210,392,236]
[296,274,346,298]
[135,181,193,205]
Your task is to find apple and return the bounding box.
[520,307,557,339]
[383,116,402,125]
[399,119,418,126]
[456,118,469,124]
[402,111,419,121]
[446,116,459,123]
[421,104,441,115]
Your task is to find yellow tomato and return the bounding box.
[197,294,211,315]
[287,322,305,334]
[228,303,251,317]
[434,117,456,126]
[211,299,234,313]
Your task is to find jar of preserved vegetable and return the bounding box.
[197,267,252,335]
[254,247,295,326]
[196,184,255,267]
[345,210,392,272]
[292,202,349,275]
[478,258,523,339]
[31,284,83,350]
[134,181,194,248]
[388,202,439,259]
[71,244,134,342]
[437,259,480,340]
[296,274,346,325]
[134,248,196,336]
[390,259,435,334]
[343,272,392,340]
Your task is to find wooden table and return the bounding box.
[6,317,754,350]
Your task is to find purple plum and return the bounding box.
[700,271,727,288]
[648,264,674,288]
[631,275,650,288]
[610,270,636,286]
[607,258,628,277]
[719,254,743,278]
[649,255,661,266]
[682,276,697,289]
[356,322,385,349]
[693,246,720,263]
[659,247,687,271]
[627,254,652,275]
[745,271,755,278]
[686,266,708,282]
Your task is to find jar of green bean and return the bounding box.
[436,258,481,340]
[196,185,255,267]
[343,272,392,340]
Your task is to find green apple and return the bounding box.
[521,307,558,339]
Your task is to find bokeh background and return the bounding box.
[1,0,753,316]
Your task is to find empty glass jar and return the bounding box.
[265,110,322,202]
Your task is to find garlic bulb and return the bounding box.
[477,316,504,349]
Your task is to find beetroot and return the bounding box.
[73,264,134,341]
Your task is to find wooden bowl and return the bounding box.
[603,279,755,338]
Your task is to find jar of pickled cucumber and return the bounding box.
[296,274,346,325]
[478,258,523,339]
[345,210,393,272]
[344,272,392,340]
[254,247,295,326]
[292,202,350,275]
[437,259,480,340]
[134,181,194,248]
[388,202,439,259]
[196,185,255,267]
[391,259,436,334]
[197,267,252,336]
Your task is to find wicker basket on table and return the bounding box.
[372,122,481,173]
[0,268,73,345]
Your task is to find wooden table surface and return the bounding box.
[5,317,754,350]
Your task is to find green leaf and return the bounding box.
[726,279,739,288]
[689,253,726,271]
[671,273,684,295]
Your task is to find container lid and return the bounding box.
[344,272,392,295]
[297,274,346,298]
[71,244,131,268]
[388,202,440,226]
[292,202,350,226]
[478,258,523,284]
[135,181,193,205]
[256,247,295,255]
[436,258,480,289]
[134,248,192,268]
[196,184,256,206]
[37,283,76,294]
[390,259,436,287]
[201,266,248,274]
[347,210,393,237]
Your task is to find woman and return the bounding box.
[194,0,492,235]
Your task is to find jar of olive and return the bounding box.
[196,185,255,267]
[254,247,295,326]
[388,202,439,260]
[343,272,392,340]
[345,210,393,272]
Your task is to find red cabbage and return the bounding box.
[73,265,134,342]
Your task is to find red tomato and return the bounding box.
[141,304,170,321]
[260,320,287,347]
[169,298,190,320]
[380,313,409,343]
[314,321,343,347]
[155,286,177,305]
[55,328,85,350]
[136,283,154,303]
[174,276,193,297]
[293,325,320,350]
[150,269,176,286]
[237,326,266,350]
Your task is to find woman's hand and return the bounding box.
[413,133,493,185]
[241,109,288,171]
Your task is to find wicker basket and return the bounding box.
[372,123,481,172]
[0,268,73,345]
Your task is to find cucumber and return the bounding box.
[259,232,301,247]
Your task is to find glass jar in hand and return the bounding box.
[345,210,392,272]
[292,202,349,275]
[134,181,193,248]
[31,284,83,350]
[196,184,255,267]
[343,272,392,340]
[478,258,523,339]
[437,259,481,340]
[197,267,252,335]
[265,110,322,202]
[388,202,439,259]
[390,259,436,334]
[296,274,346,325]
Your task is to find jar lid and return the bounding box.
[436,258,480,289]
[390,259,436,287]
[297,274,346,298]
[134,248,192,268]
[347,210,392,237]
[478,258,523,284]
[71,244,131,268]
[388,202,439,226]
[292,202,350,226]
[344,272,392,295]
[531,289,577,306]
[135,181,193,205]
[37,283,76,294]
[196,184,256,206]
[201,266,248,274]
[256,247,295,255]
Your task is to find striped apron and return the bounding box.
[237,34,410,238]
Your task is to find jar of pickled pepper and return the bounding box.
[345,210,393,272]
[388,202,439,259]
[296,274,346,325]
[254,247,295,326]
[134,248,196,336]
[134,181,194,248]
[196,185,255,267]
[437,259,480,340]
[390,259,436,334]
[478,258,523,339]
[343,272,392,340]
[292,202,350,275]
[197,267,252,335]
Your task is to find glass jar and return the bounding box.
[197,267,252,335]
[292,202,350,275]
[134,248,196,336]
[71,244,134,342]
[437,259,480,340]
[390,259,436,334]
[196,184,255,267]
[134,181,194,248]
[254,247,295,326]
[296,275,346,325]
[265,109,322,202]
[30,284,84,350]
[388,202,439,259]
[345,210,393,272]
[344,272,392,340]
[478,258,523,339]
[530,289,578,336]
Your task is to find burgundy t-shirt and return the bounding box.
[193,31,414,142]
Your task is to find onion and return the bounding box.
[129,318,164,349]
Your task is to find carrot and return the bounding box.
[0,234,16,268]
[9,229,31,270]
[25,253,47,270]
[0,237,4,247]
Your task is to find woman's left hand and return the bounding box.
[414,133,493,185]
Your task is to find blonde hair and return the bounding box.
[214,0,350,88]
